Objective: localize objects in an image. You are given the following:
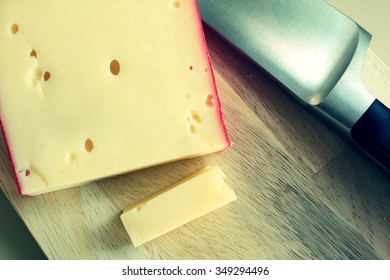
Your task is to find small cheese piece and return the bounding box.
[120,166,236,247]
[0,0,230,195]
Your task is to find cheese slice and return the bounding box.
[120,166,236,247]
[0,0,230,195]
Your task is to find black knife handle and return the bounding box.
[351,99,390,170]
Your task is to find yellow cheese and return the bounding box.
[120,166,236,247]
[0,0,230,195]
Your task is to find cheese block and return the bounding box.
[0,0,230,195]
[120,166,237,247]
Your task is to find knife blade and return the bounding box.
[198,0,390,172]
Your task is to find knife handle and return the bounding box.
[351,99,390,170]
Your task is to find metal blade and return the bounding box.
[198,0,376,133]
[198,0,364,105]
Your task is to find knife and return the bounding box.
[197,0,390,172]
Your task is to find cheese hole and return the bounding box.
[136,204,146,212]
[85,138,94,153]
[205,94,214,107]
[173,1,180,8]
[11,24,19,34]
[29,66,42,85]
[190,110,202,124]
[25,169,31,176]
[30,50,37,58]
[34,67,43,80]
[189,65,193,70]
[190,125,196,134]
[44,71,51,81]
[66,153,77,163]
[110,59,120,75]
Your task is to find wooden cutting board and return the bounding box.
[1,26,390,260]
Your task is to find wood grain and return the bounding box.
[0,26,390,260]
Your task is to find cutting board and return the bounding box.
[1,26,390,260]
